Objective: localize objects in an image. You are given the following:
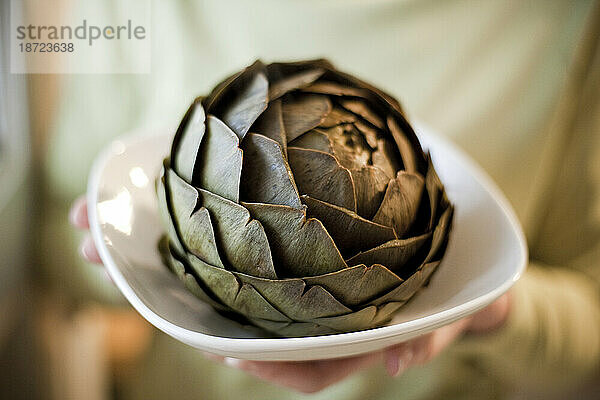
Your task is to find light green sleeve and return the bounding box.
[456,265,600,392]
[454,15,600,392]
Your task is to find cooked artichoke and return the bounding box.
[157,59,453,337]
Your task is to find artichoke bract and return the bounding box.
[157,59,453,337]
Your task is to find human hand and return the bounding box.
[70,195,511,394]
[70,195,102,264]
[208,294,509,394]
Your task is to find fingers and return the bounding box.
[70,195,103,265]
[384,317,472,377]
[210,313,473,393]
[384,343,413,377]
[422,318,471,362]
[202,352,225,363]
[220,352,381,394]
[69,195,89,229]
[467,293,511,333]
[80,234,103,264]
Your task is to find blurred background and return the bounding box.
[1,0,600,399]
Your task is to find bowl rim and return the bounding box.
[87,123,528,356]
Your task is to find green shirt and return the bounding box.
[40,0,600,398]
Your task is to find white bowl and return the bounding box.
[87,124,527,361]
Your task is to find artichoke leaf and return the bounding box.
[288,129,333,154]
[202,70,244,111]
[240,133,301,208]
[423,206,454,264]
[354,120,379,149]
[268,68,325,100]
[301,195,396,258]
[319,107,357,128]
[165,169,198,226]
[242,202,347,277]
[372,138,401,179]
[193,116,242,202]
[197,188,277,279]
[287,147,357,212]
[266,59,333,81]
[351,166,390,219]
[320,67,427,172]
[159,238,228,311]
[221,71,268,139]
[159,235,183,276]
[373,171,425,237]
[346,233,431,273]
[165,169,226,268]
[203,60,268,140]
[320,69,406,117]
[387,116,417,174]
[371,302,405,326]
[282,94,332,142]
[323,125,371,170]
[171,100,206,183]
[340,99,384,129]
[424,154,443,229]
[182,208,226,268]
[165,168,200,234]
[310,306,377,332]
[250,99,287,156]
[248,318,337,337]
[235,274,352,320]
[157,166,185,255]
[187,255,291,322]
[302,81,368,98]
[303,263,402,307]
[369,261,441,305]
[202,62,257,110]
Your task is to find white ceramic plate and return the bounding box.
[87,124,527,361]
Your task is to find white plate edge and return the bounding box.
[87,125,528,359]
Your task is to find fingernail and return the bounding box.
[223,357,242,369]
[386,348,410,377]
[69,197,88,228]
[80,237,93,261]
[81,236,101,264]
[399,348,414,375]
[390,348,413,377]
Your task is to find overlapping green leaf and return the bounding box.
[240,133,301,208]
[243,202,347,277]
[287,147,356,211]
[302,195,395,258]
[193,116,242,202]
[158,59,454,337]
[373,171,425,237]
[282,94,332,141]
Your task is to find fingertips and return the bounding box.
[224,359,270,377]
[69,196,89,229]
[221,359,321,393]
[203,352,225,363]
[80,235,103,264]
[224,357,245,369]
[384,345,414,377]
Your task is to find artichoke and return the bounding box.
[157,59,453,337]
